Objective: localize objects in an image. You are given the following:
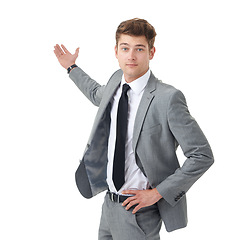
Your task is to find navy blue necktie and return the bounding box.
[112,84,131,191]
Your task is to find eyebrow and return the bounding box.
[119,43,146,48]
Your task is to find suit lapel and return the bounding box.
[98,70,122,115]
[132,72,158,151]
[87,70,123,143]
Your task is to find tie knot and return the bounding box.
[122,84,130,94]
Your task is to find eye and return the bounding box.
[137,48,144,52]
[122,47,128,51]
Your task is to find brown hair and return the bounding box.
[116,18,157,50]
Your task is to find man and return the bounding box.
[54,18,214,240]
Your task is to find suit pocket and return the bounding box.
[141,124,161,135]
[134,204,161,237]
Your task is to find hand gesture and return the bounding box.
[122,188,162,214]
[54,44,80,69]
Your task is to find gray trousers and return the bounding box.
[98,193,162,240]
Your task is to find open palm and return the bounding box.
[54,44,79,69]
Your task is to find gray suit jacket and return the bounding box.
[69,67,214,232]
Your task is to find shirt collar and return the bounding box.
[121,69,151,95]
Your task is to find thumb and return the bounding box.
[74,47,80,57]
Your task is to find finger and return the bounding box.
[74,47,80,57]
[55,44,64,55]
[61,44,70,54]
[125,200,139,211]
[122,196,137,207]
[132,204,142,214]
[122,190,138,195]
[54,49,60,58]
[54,45,59,54]
[54,46,62,58]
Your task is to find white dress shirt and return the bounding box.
[107,69,151,194]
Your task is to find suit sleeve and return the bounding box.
[156,90,214,207]
[69,67,106,106]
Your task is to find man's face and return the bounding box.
[115,34,155,83]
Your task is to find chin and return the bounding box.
[124,69,140,77]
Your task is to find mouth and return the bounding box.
[126,63,138,67]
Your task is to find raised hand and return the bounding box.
[54,44,80,69]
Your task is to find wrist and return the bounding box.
[67,64,78,74]
[153,188,163,200]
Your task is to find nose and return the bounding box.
[128,49,136,61]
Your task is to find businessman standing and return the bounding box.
[54,18,214,240]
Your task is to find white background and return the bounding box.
[1,0,233,239]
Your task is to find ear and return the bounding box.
[114,45,118,59]
[149,47,156,60]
